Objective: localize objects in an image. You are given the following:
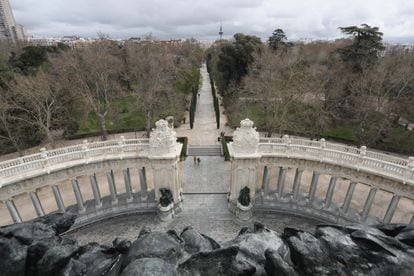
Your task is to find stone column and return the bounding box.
[139,167,148,199]
[89,174,102,208]
[292,168,304,201]
[342,181,357,214]
[262,166,270,196]
[308,172,320,204]
[277,167,287,198]
[52,185,66,213]
[324,176,337,208]
[30,191,45,217]
[361,187,377,222]
[106,170,118,204]
[383,194,400,223]
[123,168,134,203]
[149,119,183,206]
[5,199,22,223]
[228,119,260,204]
[71,179,85,213]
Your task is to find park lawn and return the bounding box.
[227,104,266,129]
[322,125,358,143]
[76,95,187,137]
[76,96,147,135]
[377,126,414,155]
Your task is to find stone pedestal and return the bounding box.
[236,202,253,221]
[158,203,174,222]
[149,119,183,208]
[228,119,261,205]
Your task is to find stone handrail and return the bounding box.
[0,137,150,186]
[258,137,414,185]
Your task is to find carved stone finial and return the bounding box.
[360,146,367,156]
[232,119,259,155]
[149,119,178,156]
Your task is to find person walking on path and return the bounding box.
[193,156,197,165]
[197,157,201,165]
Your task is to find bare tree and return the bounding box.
[124,43,178,137]
[53,41,123,140]
[0,95,23,155]
[6,69,63,147]
[241,47,323,136]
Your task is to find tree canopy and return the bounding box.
[268,28,288,51]
[337,24,385,72]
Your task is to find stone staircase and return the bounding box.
[187,145,222,156]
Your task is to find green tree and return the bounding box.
[216,33,261,95]
[268,28,287,51]
[11,46,48,75]
[337,24,385,72]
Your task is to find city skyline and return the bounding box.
[8,0,414,43]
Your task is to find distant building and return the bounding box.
[128,37,141,43]
[0,0,25,43]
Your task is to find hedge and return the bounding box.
[221,135,232,161]
[210,77,220,129]
[177,137,188,161]
[189,86,198,129]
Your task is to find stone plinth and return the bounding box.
[229,119,261,204]
[158,203,174,221]
[235,202,253,221]
[149,119,183,206]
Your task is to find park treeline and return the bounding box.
[0,40,203,155]
[207,25,414,155]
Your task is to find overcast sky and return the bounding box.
[10,0,414,43]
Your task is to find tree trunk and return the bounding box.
[146,110,152,138]
[43,127,55,148]
[98,114,108,141]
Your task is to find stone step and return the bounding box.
[187,145,222,156]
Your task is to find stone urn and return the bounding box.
[158,203,174,222]
[236,201,253,221]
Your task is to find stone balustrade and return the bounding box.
[229,119,414,225]
[0,137,150,186]
[0,119,183,227]
[258,137,414,185]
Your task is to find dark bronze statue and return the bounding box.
[159,188,174,207]
[238,186,250,206]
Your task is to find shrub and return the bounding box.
[221,135,232,161]
[177,137,188,161]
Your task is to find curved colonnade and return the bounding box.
[0,119,183,228]
[228,119,414,225]
[1,118,413,228]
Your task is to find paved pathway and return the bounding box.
[176,63,228,145]
[71,197,317,245]
[183,157,230,193]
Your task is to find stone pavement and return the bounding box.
[71,195,317,245]
[183,156,230,193]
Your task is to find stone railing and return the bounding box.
[259,137,414,185]
[229,119,414,225]
[0,137,150,187]
[0,119,184,226]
